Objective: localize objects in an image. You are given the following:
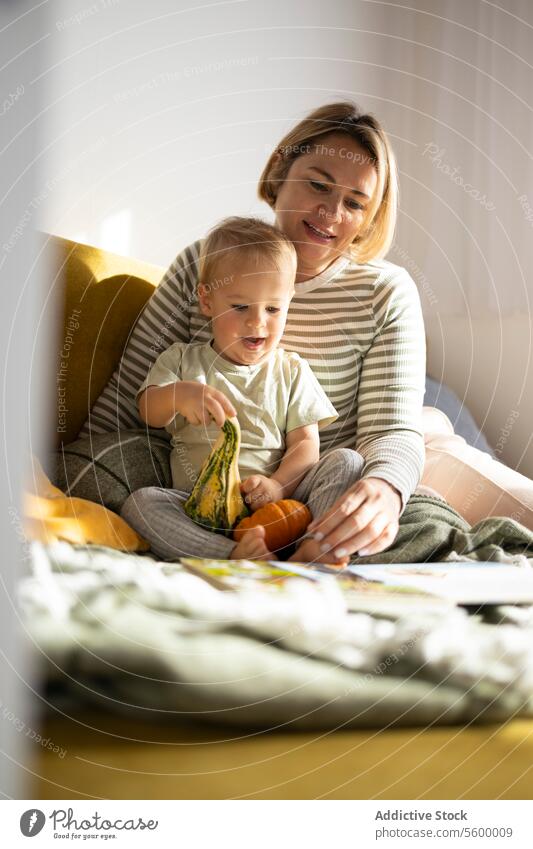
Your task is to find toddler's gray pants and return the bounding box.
[121,448,365,561]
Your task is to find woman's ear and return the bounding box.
[270,151,286,208]
[198,283,213,316]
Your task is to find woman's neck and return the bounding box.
[295,256,339,284]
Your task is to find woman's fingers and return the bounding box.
[308,488,367,541]
[356,521,398,556]
[307,478,402,557]
[331,522,398,557]
[316,502,384,556]
[326,514,394,558]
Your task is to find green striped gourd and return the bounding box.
[184,416,250,536]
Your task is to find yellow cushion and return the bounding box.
[24,456,149,552]
[44,234,163,446]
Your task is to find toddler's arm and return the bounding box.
[139,381,236,428]
[271,423,320,496]
[241,424,319,509]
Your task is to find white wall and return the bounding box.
[1,0,52,799]
[40,0,533,476]
[43,0,371,266]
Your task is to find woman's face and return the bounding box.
[274,132,378,281]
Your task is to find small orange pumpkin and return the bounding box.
[233,499,312,551]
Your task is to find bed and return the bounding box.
[26,233,532,800]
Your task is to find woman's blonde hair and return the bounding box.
[258,102,398,263]
[199,216,297,290]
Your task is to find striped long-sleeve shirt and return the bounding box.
[81,241,426,509]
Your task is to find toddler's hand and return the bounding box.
[241,475,284,511]
[177,381,236,427]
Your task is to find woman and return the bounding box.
[83,102,442,559]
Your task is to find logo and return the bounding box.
[20,809,45,837]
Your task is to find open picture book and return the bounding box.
[180,557,533,613]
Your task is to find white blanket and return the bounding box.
[18,541,533,728]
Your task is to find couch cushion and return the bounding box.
[424,376,495,456]
[43,235,163,446]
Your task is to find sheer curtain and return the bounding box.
[338,0,533,319]
[341,0,533,473]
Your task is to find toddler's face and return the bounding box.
[199,257,295,365]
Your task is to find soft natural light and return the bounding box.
[99,209,131,256]
[70,231,88,245]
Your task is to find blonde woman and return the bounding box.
[85,102,529,561]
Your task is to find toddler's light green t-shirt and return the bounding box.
[139,341,338,492]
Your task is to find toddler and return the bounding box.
[123,217,364,563]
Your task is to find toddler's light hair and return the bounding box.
[199,216,297,291]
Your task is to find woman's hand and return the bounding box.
[307,477,402,558]
[241,475,285,511]
[177,381,236,427]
